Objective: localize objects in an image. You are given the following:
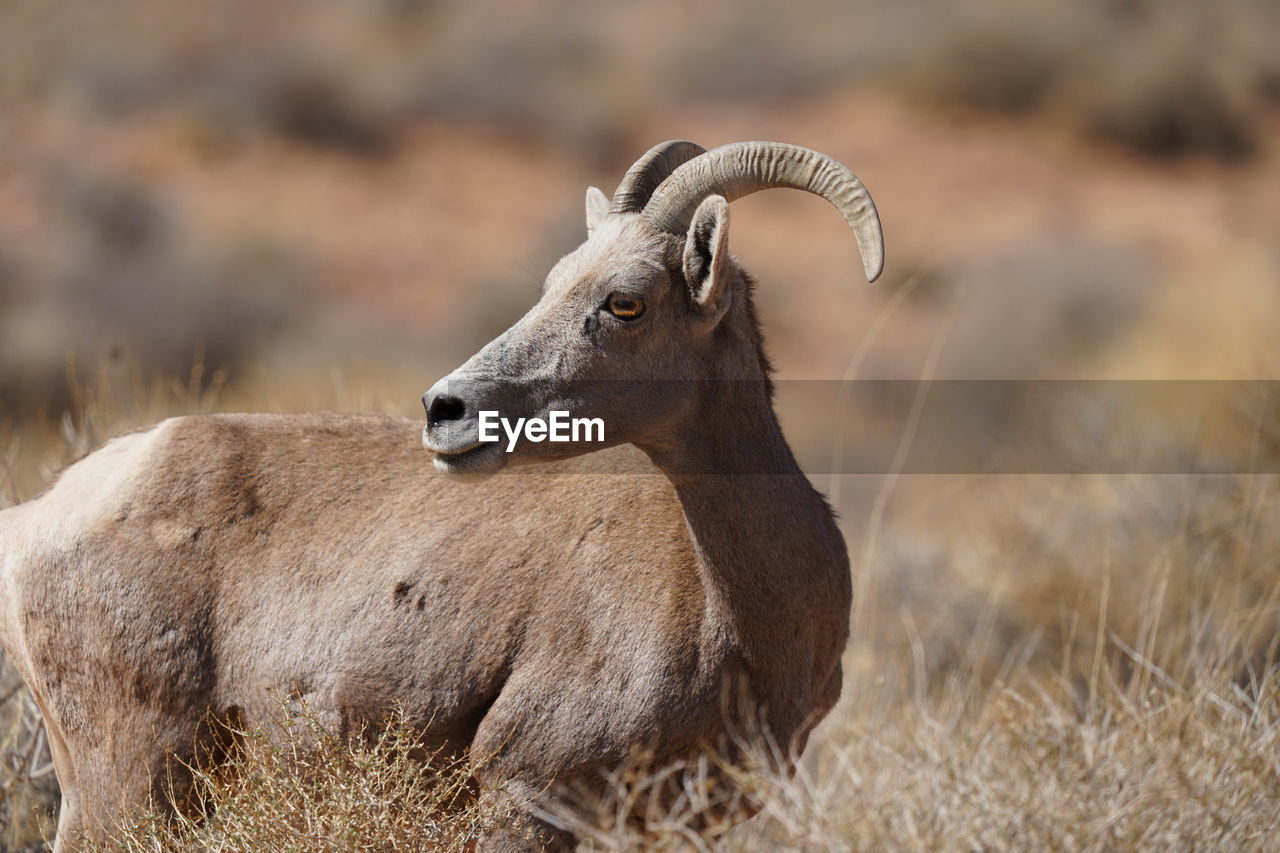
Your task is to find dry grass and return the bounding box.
[63,657,1280,852]
[743,675,1280,851]
[85,704,513,853]
[535,675,1280,852]
[0,671,57,851]
[530,470,1280,851]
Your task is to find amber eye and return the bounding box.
[605,293,645,320]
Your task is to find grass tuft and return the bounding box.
[91,703,514,853]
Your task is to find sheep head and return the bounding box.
[422,141,884,476]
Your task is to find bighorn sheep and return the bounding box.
[0,140,883,850]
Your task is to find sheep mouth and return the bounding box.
[428,439,507,476]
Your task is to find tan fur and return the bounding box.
[0,149,876,850]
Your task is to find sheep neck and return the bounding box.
[647,380,852,685]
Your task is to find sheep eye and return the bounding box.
[606,293,645,320]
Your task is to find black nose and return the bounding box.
[425,391,467,425]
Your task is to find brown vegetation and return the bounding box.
[82,704,514,853]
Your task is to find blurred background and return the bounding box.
[2,0,1278,418]
[2,0,1280,848]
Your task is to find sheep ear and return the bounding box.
[585,186,609,235]
[683,195,731,328]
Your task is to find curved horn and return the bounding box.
[642,142,884,282]
[609,140,707,215]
